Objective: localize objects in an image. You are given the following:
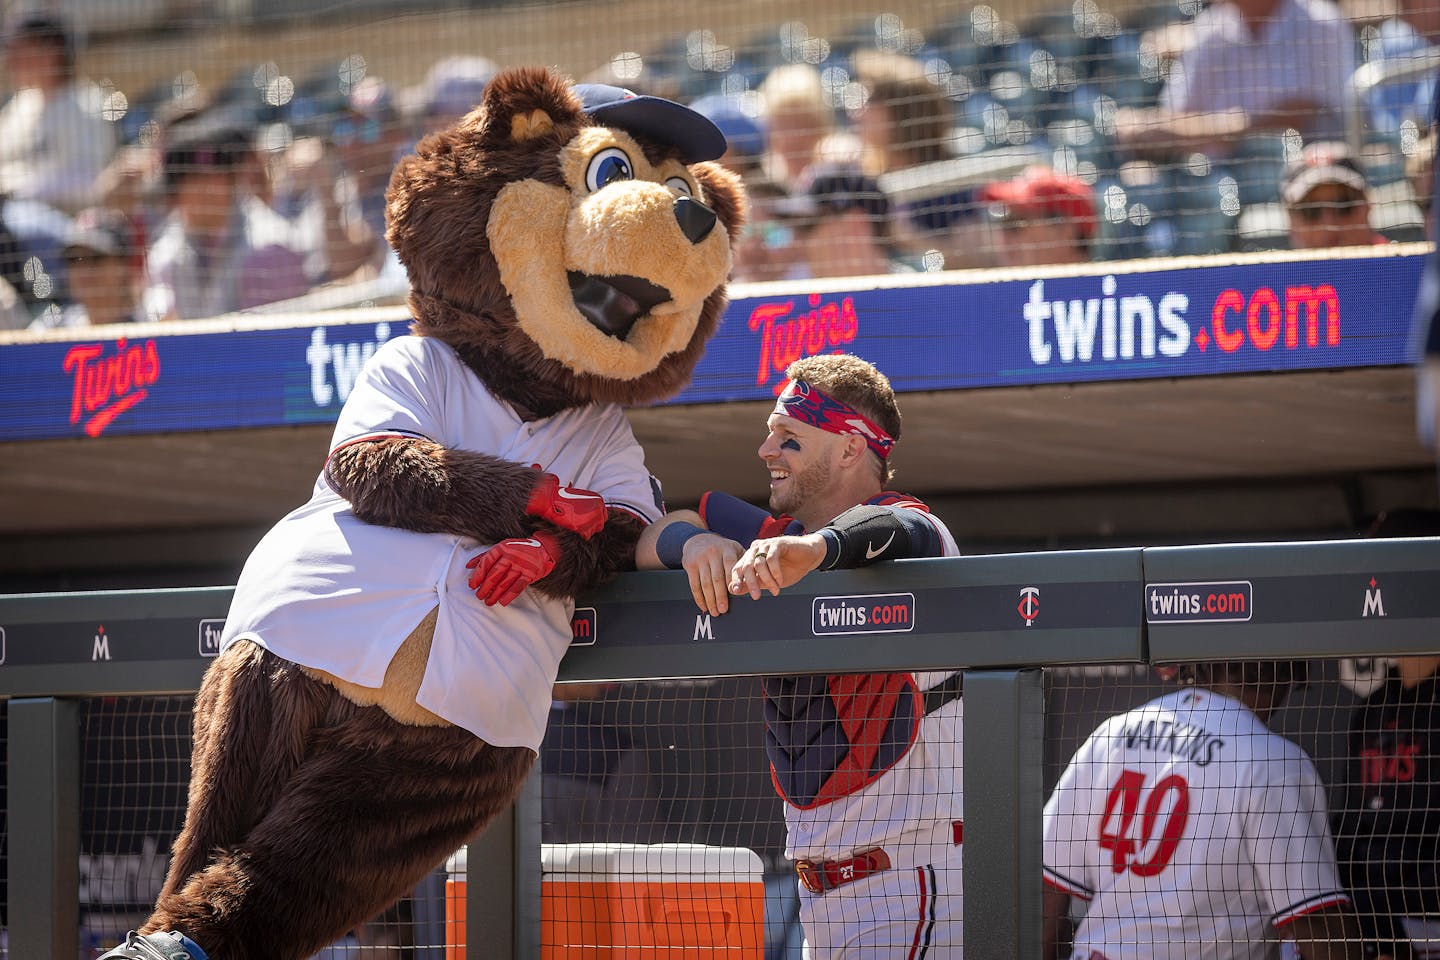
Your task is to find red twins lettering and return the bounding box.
[1361,741,1419,787]
[63,338,162,437]
[749,294,859,391]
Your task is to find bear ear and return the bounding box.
[475,66,583,147]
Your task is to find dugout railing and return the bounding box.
[3,537,1439,960]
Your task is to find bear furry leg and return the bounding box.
[139,640,535,960]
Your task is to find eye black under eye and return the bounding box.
[780,438,801,451]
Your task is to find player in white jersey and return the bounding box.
[638,354,964,958]
[1043,660,1364,960]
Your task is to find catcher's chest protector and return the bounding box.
[763,672,923,809]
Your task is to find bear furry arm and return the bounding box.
[325,437,541,544]
[325,437,646,596]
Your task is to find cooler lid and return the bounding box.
[540,843,763,882]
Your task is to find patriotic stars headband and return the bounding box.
[773,379,895,462]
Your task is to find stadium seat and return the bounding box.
[1171,174,1238,257]
[1226,133,1290,208]
[1360,132,1409,187]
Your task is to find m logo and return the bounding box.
[693,614,714,642]
[1363,577,1385,618]
[93,624,112,661]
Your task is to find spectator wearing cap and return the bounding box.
[689,93,767,181]
[30,208,146,330]
[145,120,313,320]
[979,166,1095,268]
[1282,142,1386,250]
[0,12,116,214]
[690,92,802,284]
[778,165,906,279]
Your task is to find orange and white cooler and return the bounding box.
[446,842,764,959]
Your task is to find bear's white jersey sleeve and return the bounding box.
[1042,689,1349,960]
[328,334,450,452]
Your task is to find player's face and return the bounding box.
[759,414,835,518]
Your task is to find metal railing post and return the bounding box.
[962,669,1045,960]
[9,697,82,960]
[464,768,541,957]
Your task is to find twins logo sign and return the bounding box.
[812,593,915,635]
[1018,586,1040,626]
[1145,581,1253,623]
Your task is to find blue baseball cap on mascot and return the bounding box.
[574,83,728,164]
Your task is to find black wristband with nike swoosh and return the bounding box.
[816,504,938,569]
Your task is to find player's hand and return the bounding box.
[525,466,607,539]
[466,532,559,606]
[728,534,825,600]
[680,532,745,617]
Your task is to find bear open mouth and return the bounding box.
[567,272,672,339]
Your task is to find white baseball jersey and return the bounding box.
[1043,688,1350,960]
[785,673,964,863]
[782,507,963,863]
[220,334,660,751]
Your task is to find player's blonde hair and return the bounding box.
[784,353,901,482]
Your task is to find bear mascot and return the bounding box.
[100,66,744,960]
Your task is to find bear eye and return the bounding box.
[585,148,634,192]
[665,176,693,197]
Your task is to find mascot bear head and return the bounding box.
[386,66,745,418]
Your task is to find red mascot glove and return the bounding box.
[466,532,560,607]
[525,465,607,539]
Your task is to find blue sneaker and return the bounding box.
[96,930,210,960]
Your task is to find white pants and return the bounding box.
[799,823,964,959]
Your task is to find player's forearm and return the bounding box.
[634,510,705,570]
[1287,907,1367,960]
[1041,884,1073,960]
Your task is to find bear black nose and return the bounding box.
[674,195,717,244]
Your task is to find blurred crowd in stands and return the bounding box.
[0,0,1437,332]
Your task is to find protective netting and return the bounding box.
[0,0,1433,333]
[25,656,1436,958]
